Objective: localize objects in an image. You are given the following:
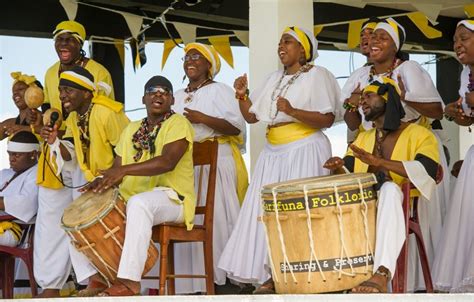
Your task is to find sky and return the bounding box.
[0,35,436,170]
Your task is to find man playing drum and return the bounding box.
[324,77,440,293]
[71,75,196,296]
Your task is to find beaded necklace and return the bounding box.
[77,102,94,163]
[131,111,175,162]
[58,55,86,76]
[368,58,400,83]
[184,78,212,103]
[269,64,312,122]
[374,128,388,158]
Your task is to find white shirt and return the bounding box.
[174,82,246,142]
[459,66,473,116]
[249,65,341,125]
[0,165,38,223]
[341,60,443,130]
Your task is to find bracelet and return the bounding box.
[343,102,357,112]
[235,89,249,102]
[375,267,391,280]
[444,113,455,122]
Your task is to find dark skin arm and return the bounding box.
[343,84,363,131]
[398,75,443,120]
[234,74,259,124]
[350,144,408,178]
[183,108,240,135]
[445,99,474,126]
[277,97,335,129]
[40,124,71,161]
[323,157,349,175]
[84,139,189,193]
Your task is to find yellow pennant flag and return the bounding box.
[162,39,182,70]
[114,40,125,68]
[209,36,234,68]
[408,12,442,39]
[347,19,367,49]
[465,4,474,18]
[314,25,324,37]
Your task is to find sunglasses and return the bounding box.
[145,86,171,96]
[182,53,205,62]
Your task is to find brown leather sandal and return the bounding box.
[77,279,108,297]
[97,282,139,297]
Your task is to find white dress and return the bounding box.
[341,61,447,291]
[433,66,474,292]
[142,82,246,294]
[218,66,341,284]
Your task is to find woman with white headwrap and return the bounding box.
[432,18,474,293]
[341,18,448,292]
[218,26,341,292]
[143,42,247,294]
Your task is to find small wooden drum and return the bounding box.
[261,173,378,294]
[62,189,158,285]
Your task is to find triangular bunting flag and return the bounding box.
[130,33,147,72]
[162,39,182,70]
[59,0,78,20]
[347,19,367,49]
[121,12,143,39]
[465,4,474,18]
[234,30,249,47]
[173,22,197,45]
[314,25,324,37]
[412,4,442,23]
[407,12,442,39]
[209,36,234,68]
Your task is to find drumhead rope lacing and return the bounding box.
[357,178,374,274]
[272,187,298,284]
[98,219,123,249]
[303,185,326,283]
[333,184,356,278]
[260,214,280,283]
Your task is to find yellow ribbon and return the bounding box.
[11,72,37,86]
[266,123,317,145]
[36,145,64,189]
[284,27,311,61]
[0,221,22,242]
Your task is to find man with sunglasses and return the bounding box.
[71,75,196,296]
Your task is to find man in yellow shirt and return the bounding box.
[324,78,439,293]
[72,75,195,296]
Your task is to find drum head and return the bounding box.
[62,188,117,228]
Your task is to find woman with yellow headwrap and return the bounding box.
[0,72,43,141]
[432,18,474,293]
[163,42,247,294]
[218,26,341,292]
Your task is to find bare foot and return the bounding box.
[77,273,108,297]
[35,289,61,298]
[352,272,388,293]
[97,279,140,297]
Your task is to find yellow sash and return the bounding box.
[0,221,22,242]
[36,144,64,189]
[266,122,318,145]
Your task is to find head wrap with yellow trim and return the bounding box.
[374,18,409,61]
[361,17,381,32]
[53,20,86,45]
[184,43,221,79]
[283,26,318,62]
[59,66,95,92]
[457,18,474,31]
[363,77,405,131]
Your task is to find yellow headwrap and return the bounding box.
[363,77,401,101]
[184,43,221,79]
[53,20,86,44]
[11,72,37,87]
[283,26,318,62]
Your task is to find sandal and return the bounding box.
[253,278,275,295]
[97,282,139,297]
[77,279,108,297]
[352,280,386,293]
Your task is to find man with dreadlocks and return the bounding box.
[324,78,440,293]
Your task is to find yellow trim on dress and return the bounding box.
[266,122,318,145]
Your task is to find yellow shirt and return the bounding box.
[64,95,129,181]
[115,114,196,230]
[346,123,439,186]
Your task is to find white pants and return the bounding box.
[34,186,73,289]
[374,182,406,278]
[0,230,19,247]
[71,189,184,283]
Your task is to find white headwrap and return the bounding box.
[7,141,40,153]
[374,18,406,51]
[283,26,319,62]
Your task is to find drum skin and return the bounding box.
[62,189,159,283]
[261,173,378,294]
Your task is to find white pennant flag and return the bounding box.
[59,0,78,20]
[412,3,442,24]
[233,30,249,47]
[173,22,197,45]
[121,12,143,39]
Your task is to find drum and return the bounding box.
[260,173,378,294]
[62,189,158,285]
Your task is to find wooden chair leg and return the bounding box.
[167,243,175,295]
[2,256,15,299]
[410,222,434,293]
[203,241,214,295]
[159,241,169,295]
[23,252,38,297]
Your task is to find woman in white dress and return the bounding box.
[144,43,247,294]
[433,19,474,293]
[341,18,447,292]
[218,26,341,292]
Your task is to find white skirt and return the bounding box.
[141,143,241,294]
[433,145,474,292]
[218,131,332,285]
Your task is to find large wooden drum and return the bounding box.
[62,189,158,285]
[261,173,378,294]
